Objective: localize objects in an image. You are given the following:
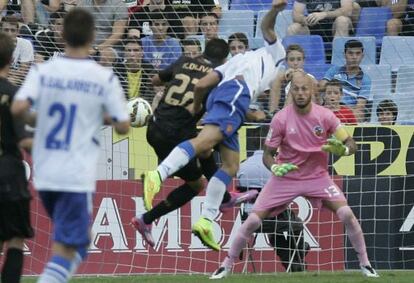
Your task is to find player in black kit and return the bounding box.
[132,38,258,247]
[0,32,34,283]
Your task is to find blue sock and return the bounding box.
[157,140,196,181]
[203,169,233,220]
[38,255,71,283]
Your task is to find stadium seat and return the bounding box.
[230,0,272,13]
[255,9,293,39]
[355,7,392,45]
[219,10,255,38]
[218,0,229,10]
[331,36,377,66]
[360,65,392,123]
[282,35,326,66]
[305,64,331,81]
[394,66,414,123]
[379,36,414,72]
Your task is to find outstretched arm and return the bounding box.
[261,0,288,43]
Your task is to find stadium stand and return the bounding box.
[218,9,255,37]
[380,36,414,72]
[256,9,293,39]
[355,7,393,45]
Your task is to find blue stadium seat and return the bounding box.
[331,36,376,66]
[379,36,414,72]
[282,35,326,66]
[219,10,255,38]
[394,66,414,123]
[255,9,293,39]
[356,7,392,45]
[230,0,272,12]
[305,64,331,81]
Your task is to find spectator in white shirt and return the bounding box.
[1,15,33,85]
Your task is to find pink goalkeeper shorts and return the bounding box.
[252,174,346,216]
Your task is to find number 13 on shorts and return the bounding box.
[325,185,340,198]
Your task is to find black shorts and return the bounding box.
[147,120,203,182]
[0,199,34,241]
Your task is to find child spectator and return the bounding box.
[320,39,371,123]
[376,99,398,125]
[228,32,249,57]
[324,80,357,125]
[181,38,202,58]
[199,12,219,42]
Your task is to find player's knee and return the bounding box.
[6,237,24,250]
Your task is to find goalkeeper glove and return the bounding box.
[271,163,298,177]
[321,137,350,156]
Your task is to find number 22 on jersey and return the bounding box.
[46,102,77,151]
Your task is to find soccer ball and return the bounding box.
[127,97,153,128]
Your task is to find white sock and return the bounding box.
[157,142,195,181]
[202,176,227,220]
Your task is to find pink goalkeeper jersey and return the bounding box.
[265,103,341,180]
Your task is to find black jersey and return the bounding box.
[0,77,30,180]
[154,55,214,140]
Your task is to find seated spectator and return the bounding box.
[0,0,35,24]
[129,0,173,38]
[357,0,408,36]
[1,15,34,85]
[35,10,65,61]
[98,46,118,68]
[376,99,398,125]
[199,12,219,42]
[166,0,220,39]
[78,0,128,50]
[288,0,357,42]
[269,44,319,113]
[116,36,155,101]
[181,38,202,58]
[323,80,357,125]
[320,39,371,123]
[228,32,249,57]
[142,11,182,70]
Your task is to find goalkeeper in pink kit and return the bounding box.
[210,72,379,279]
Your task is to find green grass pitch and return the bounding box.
[22,271,414,283]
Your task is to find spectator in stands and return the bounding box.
[98,46,118,68]
[181,38,202,58]
[1,15,33,85]
[142,11,182,70]
[0,0,35,24]
[323,80,357,125]
[357,0,408,35]
[288,0,358,42]
[35,10,66,61]
[199,12,219,42]
[166,0,220,39]
[228,32,249,57]
[269,44,312,113]
[78,0,128,49]
[129,0,172,38]
[320,39,371,123]
[376,99,398,125]
[117,36,155,101]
